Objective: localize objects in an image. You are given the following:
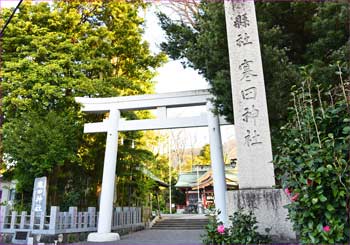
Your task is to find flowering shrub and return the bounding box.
[323,225,331,232]
[202,210,231,245]
[217,224,225,234]
[275,67,350,244]
[202,209,270,244]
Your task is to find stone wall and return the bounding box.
[226,188,297,242]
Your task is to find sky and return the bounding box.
[0,0,235,147]
[142,4,209,93]
[142,3,235,147]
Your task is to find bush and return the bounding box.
[228,209,271,244]
[202,209,270,244]
[274,65,350,244]
[202,210,231,245]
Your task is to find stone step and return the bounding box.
[153,222,207,225]
[153,223,207,226]
[158,219,208,222]
[151,224,207,228]
[152,226,206,229]
[152,226,205,230]
[152,218,208,230]
[156,221,208,224]
[156,219,208,222]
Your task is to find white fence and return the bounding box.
[0,206,143,235]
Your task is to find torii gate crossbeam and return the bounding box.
[75,89,231,242]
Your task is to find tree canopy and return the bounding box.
[158,1,349,139]
[196,144,211,165]
[1,0,166,209]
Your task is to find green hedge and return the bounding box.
[275,65,350,243]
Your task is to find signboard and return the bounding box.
[31,177,47,215]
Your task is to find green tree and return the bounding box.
[196,144,211,165]
[1,0,166,208]
[158,2,348,139]
[158,2,300,132]
[3,109,83,208]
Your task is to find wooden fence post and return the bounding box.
[19,211,27,229]
[57,212,62,230]
[137,207,141,223]
[10,211,17,229]
[87,207,96,228]
[83,212,89,229]
[115,207,121,227]
[69,207,77,229]
[123,207,129,225]
[63,212,69,229]
[78,212,83,229]
[0,206,9,229]
[133,207,136,224]
[49,206,59,232]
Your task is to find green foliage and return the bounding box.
[115,146,159,207]
[3,109,83,207]
[274,67,350,244]
[61,190,81,211]
[172,187,185,206]
[196,144,211,165]
[158,2,348,139]
[158,2,302,130]
[202,210,231,245]
[228,209,271,244]
[202,209,270,245]
[1,0,166,208]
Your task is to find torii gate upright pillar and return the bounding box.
[87,109,121,242]
[207,101,228,226]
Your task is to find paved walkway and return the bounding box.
[83,214,206,244]
[107,229,205,244]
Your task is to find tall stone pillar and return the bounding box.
[225,1,274,189]
[88,109,120,242]
[207,101,228,226]
[224,1,296,241]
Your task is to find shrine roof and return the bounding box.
[174,171,207,188]
[175,165,238,189]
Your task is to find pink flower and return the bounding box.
[217,225,225,234]
[323,225,331,232]
[291,193,299,201]
[284,188,292,196]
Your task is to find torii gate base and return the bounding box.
[88,233,120,243]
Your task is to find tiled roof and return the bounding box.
[174,171,206,188]
[175,165,238,188]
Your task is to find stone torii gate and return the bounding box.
[75,89,231,242]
